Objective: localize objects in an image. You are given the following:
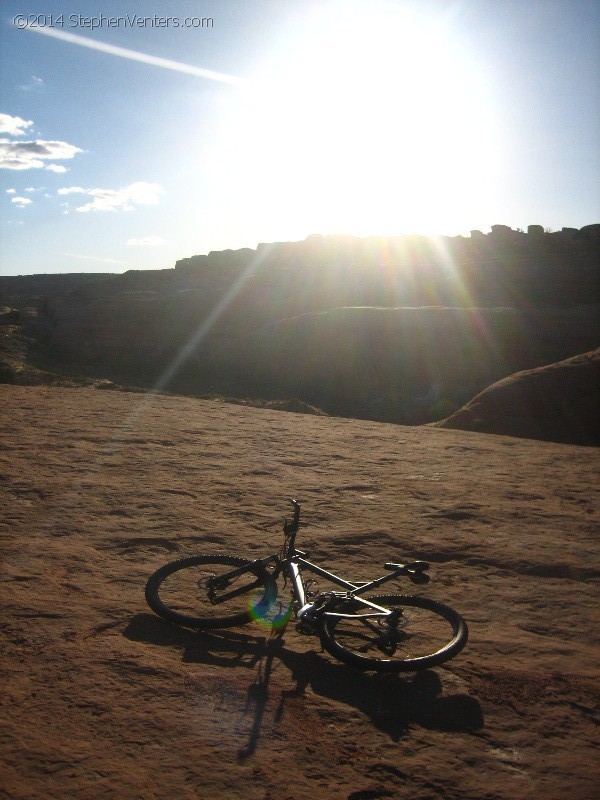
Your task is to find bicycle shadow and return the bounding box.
[124,614,483,751]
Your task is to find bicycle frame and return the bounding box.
[145,499,467,672]
[210,500,428,623]
[286,554,399,619]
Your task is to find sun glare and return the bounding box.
[211,1,501,241]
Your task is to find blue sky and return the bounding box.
[1,0,599,276]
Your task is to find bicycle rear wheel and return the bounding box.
[319,594,468,672]
[145,554,277,630]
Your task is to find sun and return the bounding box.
[210,1,502,241]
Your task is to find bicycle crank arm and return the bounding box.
[209,577,265,605]
[209,555,277,589]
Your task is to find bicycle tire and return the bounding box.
[319,594,468,672]
[145,554,277,630]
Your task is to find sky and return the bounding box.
[1,0,599,276]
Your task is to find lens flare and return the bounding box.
[248,592,293,630]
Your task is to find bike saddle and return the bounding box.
[385,561,431,583]
[385,560,430,572]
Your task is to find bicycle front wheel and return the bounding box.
[319,594,468,672]
[145,554,277,630]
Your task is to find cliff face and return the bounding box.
[1,226,598,435]
[175,225,600,309]
[4,225,599,312]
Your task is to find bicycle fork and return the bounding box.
[206,555,277,605]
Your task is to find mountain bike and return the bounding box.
[145,500,468,672]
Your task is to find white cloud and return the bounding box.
[126,236,165,246]
[0,138,82,170]
[11,196,33,208]
[57,186,86,195]
[46,164,68,173]
[25,186,36,192]
[6,188,16,194]
[58,181,162,212]
[0,113,34,136]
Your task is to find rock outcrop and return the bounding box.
[438,349,600,446]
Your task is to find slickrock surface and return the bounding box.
[1,386,598,799]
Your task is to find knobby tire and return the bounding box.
[319,594,468,672]
[145,554,277,630]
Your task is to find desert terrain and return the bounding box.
[1,384,598,799]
